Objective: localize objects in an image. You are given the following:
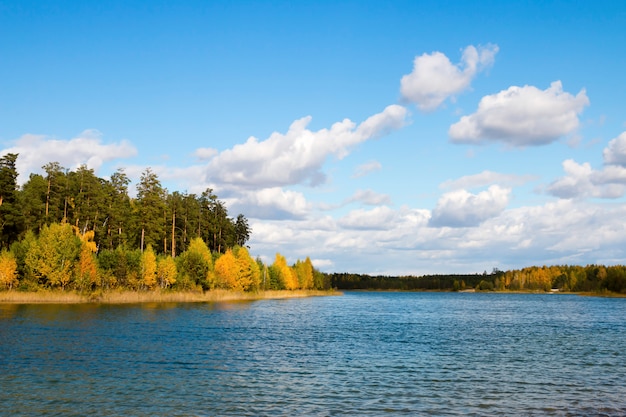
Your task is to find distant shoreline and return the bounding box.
[0,289,342,304]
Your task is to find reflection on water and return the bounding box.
[1,292,625,416]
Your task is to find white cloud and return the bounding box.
[2,130,137,183]
[227,187,310,220]
[449,81,589,146]
[429,185,511,227]
[441,170,538,190]
[400,44,499,111]
[318,189,391,211]
[203,104,408,189]
[246,195,626,276]
[352,160,382,178]
[346,189,391,206]
[194,147,218,160]
[338,206,398,230]
[603,132,626,166]
[547,159,626,199]
[311,258,334,269]
[546,134,626,200]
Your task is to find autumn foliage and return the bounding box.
[0,220,328,293]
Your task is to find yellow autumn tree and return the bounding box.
[157,256,177,288]
[234,246,261,291]
[272,253,298,290]
[72,227,100,291]
[25,223,81,290]
[0,250,18,290]
[73,227,98,253]
[294,257,314,289]
[76,244,99,291]
[141,245,157,289]
[214,249,240,290]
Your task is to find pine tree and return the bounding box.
[0,153,24,247]
[136,168,166,252]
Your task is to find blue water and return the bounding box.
[1,292,625,416]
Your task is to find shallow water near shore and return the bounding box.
[1,292,625,416]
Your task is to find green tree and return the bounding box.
[102,168,133,250]
[0,153,24,247]
[42,162,68,224]
[176,237,214,290]
[67,165,106,236]
[136,168,166,252]
[20,173,48,233]
[234,214,251,247]
[25,223,81,289]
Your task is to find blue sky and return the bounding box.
[2,0,626,274]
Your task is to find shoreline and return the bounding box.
[0,289,342,304]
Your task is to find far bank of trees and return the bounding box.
[329,264,626,294]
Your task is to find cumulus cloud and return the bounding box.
[226,187,310,220]
[547,159,626,199]
[429,185,511,227]
[248,195,626,276]
[547,132,626,200]
[202,105,408,189]
[2,130,137,183]
[400,44,499,111]
[603,132,626,166]
[441,170,538,190]
[338,206,399,230]
[352,160,382,178]
[449,81,589,146]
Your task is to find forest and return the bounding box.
[329,263,626,294]
[0,153,331,293]
[2,153,624,296]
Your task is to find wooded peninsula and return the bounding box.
[0,153,624,300]
[0,154,331,298]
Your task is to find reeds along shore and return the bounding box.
[0,289,342,304]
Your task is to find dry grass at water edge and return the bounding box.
[0,289,341,304]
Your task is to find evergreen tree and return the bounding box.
[103,168,133,250]
[0,153,24,247]
[234,213,251,248]
[136,168,165,252]
[20,173,47,233]
[42,162,68,224]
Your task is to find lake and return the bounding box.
[1,292,625,416]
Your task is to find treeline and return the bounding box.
[329,264,626,294]
[0,153,250,255]
[329,272,505,291]
[0,153,331,293]
[0,222,331,292]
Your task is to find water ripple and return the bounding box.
[1,293,626,415]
